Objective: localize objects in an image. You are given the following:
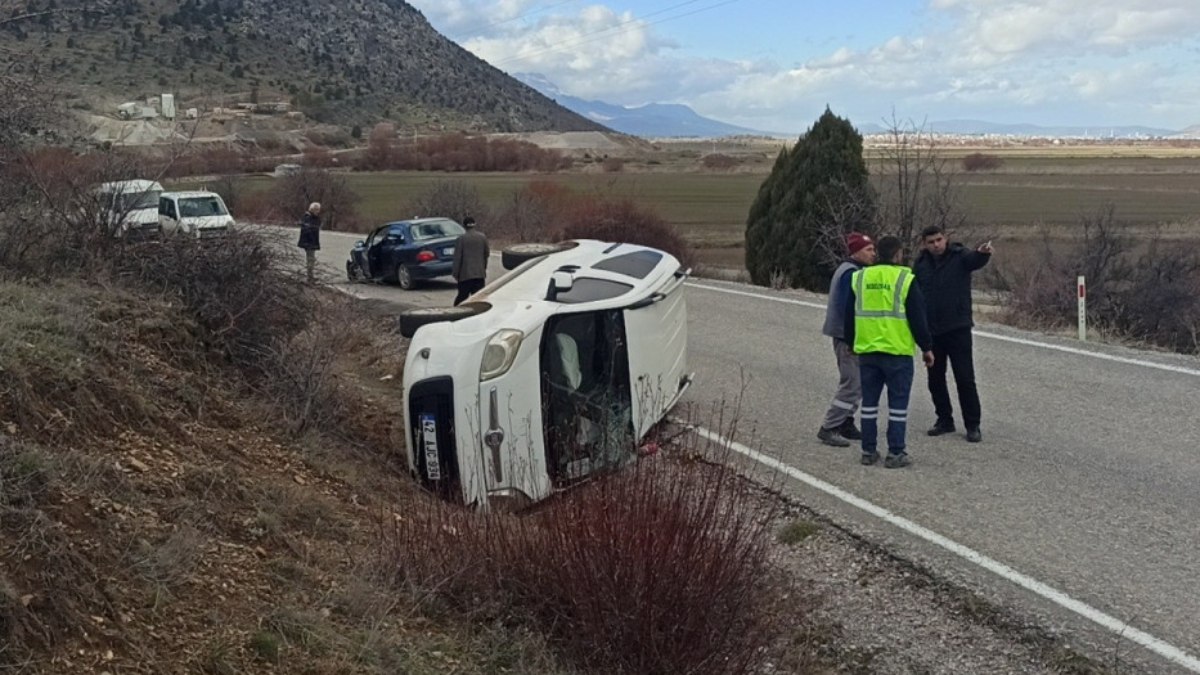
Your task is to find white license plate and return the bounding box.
[420,414,441,481]
[443,247,455,256]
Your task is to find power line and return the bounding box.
[456,0,582,36]
[492,0,743,69]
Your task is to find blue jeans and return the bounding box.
[859,353,914,456]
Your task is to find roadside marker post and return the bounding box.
[1077,276,1087,342]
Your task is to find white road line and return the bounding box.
[686,281,1200,378]
[691,424,1200,673]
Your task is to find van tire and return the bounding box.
[399,303,490,338]
[500,242,576,270]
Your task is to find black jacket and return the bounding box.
[912,243,990,336]
[298,211,321,251]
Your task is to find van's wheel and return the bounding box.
[346,260,361,282]
[500,242,577,270]
[397,265,415,290]
[399,303,489,338]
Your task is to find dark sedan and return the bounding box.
[346,217,465,289]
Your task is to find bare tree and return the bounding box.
[873,113,976,255]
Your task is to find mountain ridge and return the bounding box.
[1,0,604,134]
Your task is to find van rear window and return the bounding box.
[591,250,663,279]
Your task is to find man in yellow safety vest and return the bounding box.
[842,236,935,468]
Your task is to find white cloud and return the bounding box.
[933,0,1200,64]
[410,1,1200,131]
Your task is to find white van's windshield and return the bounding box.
[179,196,229,218]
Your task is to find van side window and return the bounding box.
[554,278,633,304]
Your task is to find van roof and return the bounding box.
[161,191,224,199]
[97,179,163,193]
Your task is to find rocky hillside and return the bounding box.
[2,0,606,133]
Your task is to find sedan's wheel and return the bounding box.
[399,303,490,338]
[500,241,577,270]
[397,265,415,290]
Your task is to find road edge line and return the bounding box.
[689,423,1200,673]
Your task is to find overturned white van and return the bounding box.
[400,240,692,510]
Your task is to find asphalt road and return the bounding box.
[265,224,1200,673]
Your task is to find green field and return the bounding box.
[197,154,1200,269]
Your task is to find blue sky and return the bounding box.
[407,1,1200,133]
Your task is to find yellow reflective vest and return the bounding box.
[851,265,917,356]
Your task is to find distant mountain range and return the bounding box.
[516,73,776,138]
[518,75,1198,140]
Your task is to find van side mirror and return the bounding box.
[354,240,365,248]
[552,271,574,292]
[546,271,574,300]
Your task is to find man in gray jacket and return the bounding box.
[817,232,876,447]
[451,216,489,306]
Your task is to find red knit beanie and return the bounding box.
[846,232,873,256]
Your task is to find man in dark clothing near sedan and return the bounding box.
[451,216,489,306]
[913,225,993,443]
[843,236,935,468]
[298,202,321,283]
[817,232,877,448]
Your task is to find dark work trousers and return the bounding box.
[927,327,982,429]
[454,278,486,306]
[859,353,914,456]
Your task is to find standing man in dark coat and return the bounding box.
[298,201,321,283]
[913,225,993,443]
[451,216,489,306]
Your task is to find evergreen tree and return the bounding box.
[744,107,875,290]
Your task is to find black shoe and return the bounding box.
[966,427,982,443]
[927,422,956,437]
[838,418,862,441]
[817,427,851,448]
[884,453,911,469]
[860,452,880,466]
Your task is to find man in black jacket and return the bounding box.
[913,225,993,443]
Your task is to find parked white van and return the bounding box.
[96,179,164,240]
[158,191,234,239]
[399,239,692,511]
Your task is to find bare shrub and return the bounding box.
[995,206,1200,353]
[557,197,696,269]
[116,232,313,375]
[701,153,740,170]
[0,146,160,278]
[489,180,574,243]
[356,132,570,172]
[386,433,781,674]
[400,179,489,225]
[962,152,1004,172]
[359,122,396,171]
[252,168,360,230]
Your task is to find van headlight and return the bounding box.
[480,330,524,381]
